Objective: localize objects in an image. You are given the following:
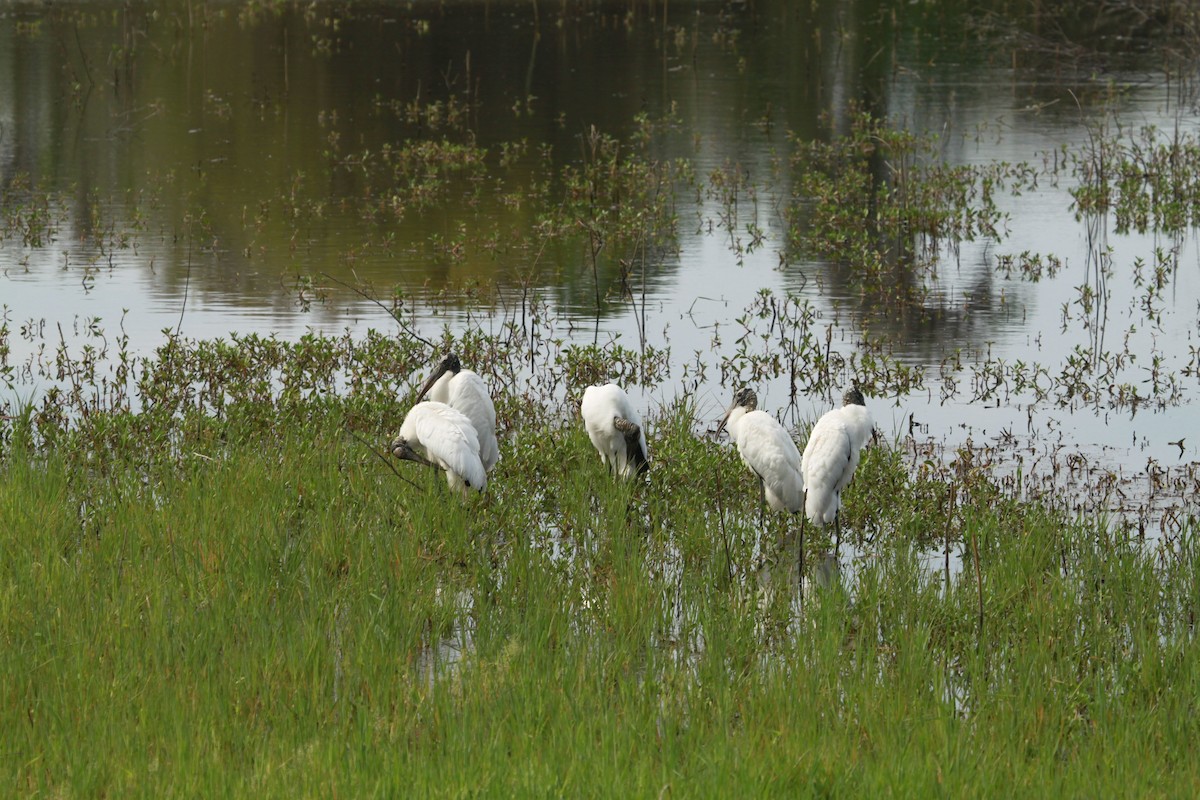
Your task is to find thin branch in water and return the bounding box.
[970,521,984,656]
[322,271,436,350]
[74,23,95,88]
[176,236,192,337]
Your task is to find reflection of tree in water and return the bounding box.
[772,0,1050,359]
[0,0,1193,335]
[767,0,1200,361]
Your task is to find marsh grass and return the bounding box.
[2,371,1198,796]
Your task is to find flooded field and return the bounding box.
[2,4,1200,518]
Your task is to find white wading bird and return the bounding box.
[391,401,487,496]
[716,387,804,521]
[416,353,500,473]
[801,386,874,556]
[580,383,649,478]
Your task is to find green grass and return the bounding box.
[2,398,1198,797]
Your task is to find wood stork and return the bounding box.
[391,401,487,496]
[800,386,874,556]
[580,383,649,478]
[416,353,500,473]
[715,387,804,520]
[716,387,807,583]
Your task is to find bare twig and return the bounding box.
[57,323,88,419]
[322,271,436,350]
[74,23,95,87]
[176,236,192,337]
[716,466,733,586]
[944,483,956,593]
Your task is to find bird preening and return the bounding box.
[390,352,498,496]
[416,353,500,474]
[581,383,650,478]
[389,372,653,494]
[391,400,488,496]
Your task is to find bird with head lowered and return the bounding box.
[580,383,649,479]
[391,401,487,497]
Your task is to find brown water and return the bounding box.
[2,0,1199,532]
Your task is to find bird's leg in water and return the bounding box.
[798,491,808,584]
[834,511,842,559]
[751,477,769,569]
[796,513,805,608]
[759,512,776,571]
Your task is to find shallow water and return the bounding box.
[2,1,1198,532]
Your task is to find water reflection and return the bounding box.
[0,0,1023,317]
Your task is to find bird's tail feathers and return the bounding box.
[615,416,649,476]
[629,440,650,475]
[804,481,839,524]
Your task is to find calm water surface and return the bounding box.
[2,1,1198,527]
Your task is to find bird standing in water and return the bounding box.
[801,386,874,557]
[716,387,804,521]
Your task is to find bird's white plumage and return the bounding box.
[801,402,873,523]
[725,408,804,513]
[398,401,487,495]
[580,383,649,478]
[423,367,500,473]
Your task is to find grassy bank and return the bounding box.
[2,389,1197,797]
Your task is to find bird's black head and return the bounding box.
[418,353,463,401]
[733,387,758,410]
[843,386,866,407]
[391,436,430,466]
[716,387,757,437]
